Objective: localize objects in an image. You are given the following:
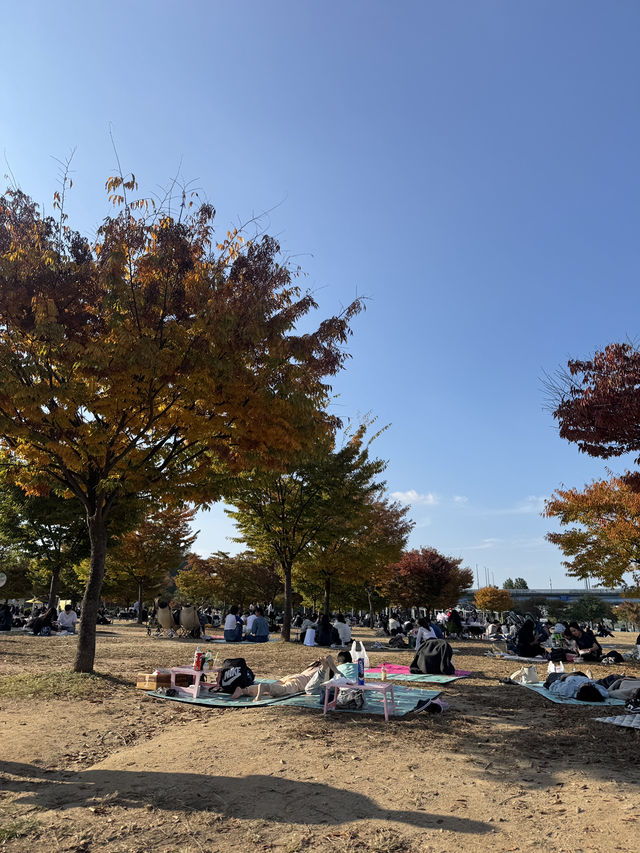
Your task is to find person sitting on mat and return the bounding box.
[515,619,546,658]
[231,655,340,701]
[568,622,602,661]
[244,606,270,643]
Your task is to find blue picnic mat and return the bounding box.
[521,683,625,706]
[145,679,299,707]
[278,685,442,717]
[366,672,462,684]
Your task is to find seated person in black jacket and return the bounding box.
[568,622,602,662]
[315,613,340,646]
[515,620,546,658]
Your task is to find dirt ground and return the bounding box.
[1,625,639,853]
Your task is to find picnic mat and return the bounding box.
[365,665,470,684]
[145,679,300,707]
[594,714,640,729]
[521,683,626,706]
[278,685,442,717]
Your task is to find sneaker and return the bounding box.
[412,699,434,713]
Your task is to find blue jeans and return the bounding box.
[224,626,243,642]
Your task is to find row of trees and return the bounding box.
[0,175,475,666]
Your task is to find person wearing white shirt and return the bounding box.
[332,614,351,645]
[58,605,78,634]
[245,612,257,633]
[414,617,436,650]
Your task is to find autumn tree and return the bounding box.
[385,548,473,613]
[226,423,392,639]
[551,343,640,464]
[79,504,196,620]
[0,181,362,671]
[175,551,281,608]
[613,601,640,629]
[544,476,640,587]
[474,586,513,613]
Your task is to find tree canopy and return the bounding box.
[551,343,640,464]
[385,548,473,612]
[474,586,513,613]
[0,179,362,670]
[226,423,397,638]
[544,476,640,587]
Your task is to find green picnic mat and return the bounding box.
[522,683,625,706]
[365,672,461,684]
[146,679,299,707]
[278,685,441,717]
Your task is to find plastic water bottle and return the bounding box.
[193,645,202,670]
[357,657,365,685]
[380,662,387,682]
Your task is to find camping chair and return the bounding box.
[178,605,201,639]
[151,603,176,638]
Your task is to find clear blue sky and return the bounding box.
[3,1,640,588]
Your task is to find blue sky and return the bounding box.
[3,1,640,588]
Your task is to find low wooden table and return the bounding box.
[322,679,396,721]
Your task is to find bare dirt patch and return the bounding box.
[1,626,639,852]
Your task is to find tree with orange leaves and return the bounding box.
[0,177,362,671]
[473,586,513,613]
[544,476,640,587]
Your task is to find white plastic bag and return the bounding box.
[350,640,370,669]
[547,660,565,675]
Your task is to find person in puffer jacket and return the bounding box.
[544,671,607,702]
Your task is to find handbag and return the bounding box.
[336,687,365,709]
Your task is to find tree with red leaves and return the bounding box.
[551,343,640,463]
[384,547,473,613]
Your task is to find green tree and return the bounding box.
[569,595,612,625]
[0,460,89,607]
[0,181,361,671]
[226,423,390,639]
[296,493,413,617]
[513,578,529,589]
[503,578,515,589]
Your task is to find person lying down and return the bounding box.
[231,654,345,701]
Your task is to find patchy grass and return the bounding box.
[0,671,114,700]
[0,818,40,842]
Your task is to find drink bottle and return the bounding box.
[357,657,365,685]
[380,662,387,682]
[193,646,203,670]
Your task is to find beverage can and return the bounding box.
[357,657,365,685]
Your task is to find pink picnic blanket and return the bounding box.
[365,664,470,677]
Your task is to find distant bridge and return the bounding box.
[459,588,636,606]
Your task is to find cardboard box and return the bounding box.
[136,671,194,690]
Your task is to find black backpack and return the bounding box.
[218,658,255,693]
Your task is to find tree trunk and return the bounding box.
[47,565,60,611]
[137,581,144,624]
[323,576,331,616]
[281,560,293,641]
[74,510,107,673]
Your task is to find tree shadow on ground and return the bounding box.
[0,760,492,834]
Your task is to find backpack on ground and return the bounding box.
[218,658,255,693]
